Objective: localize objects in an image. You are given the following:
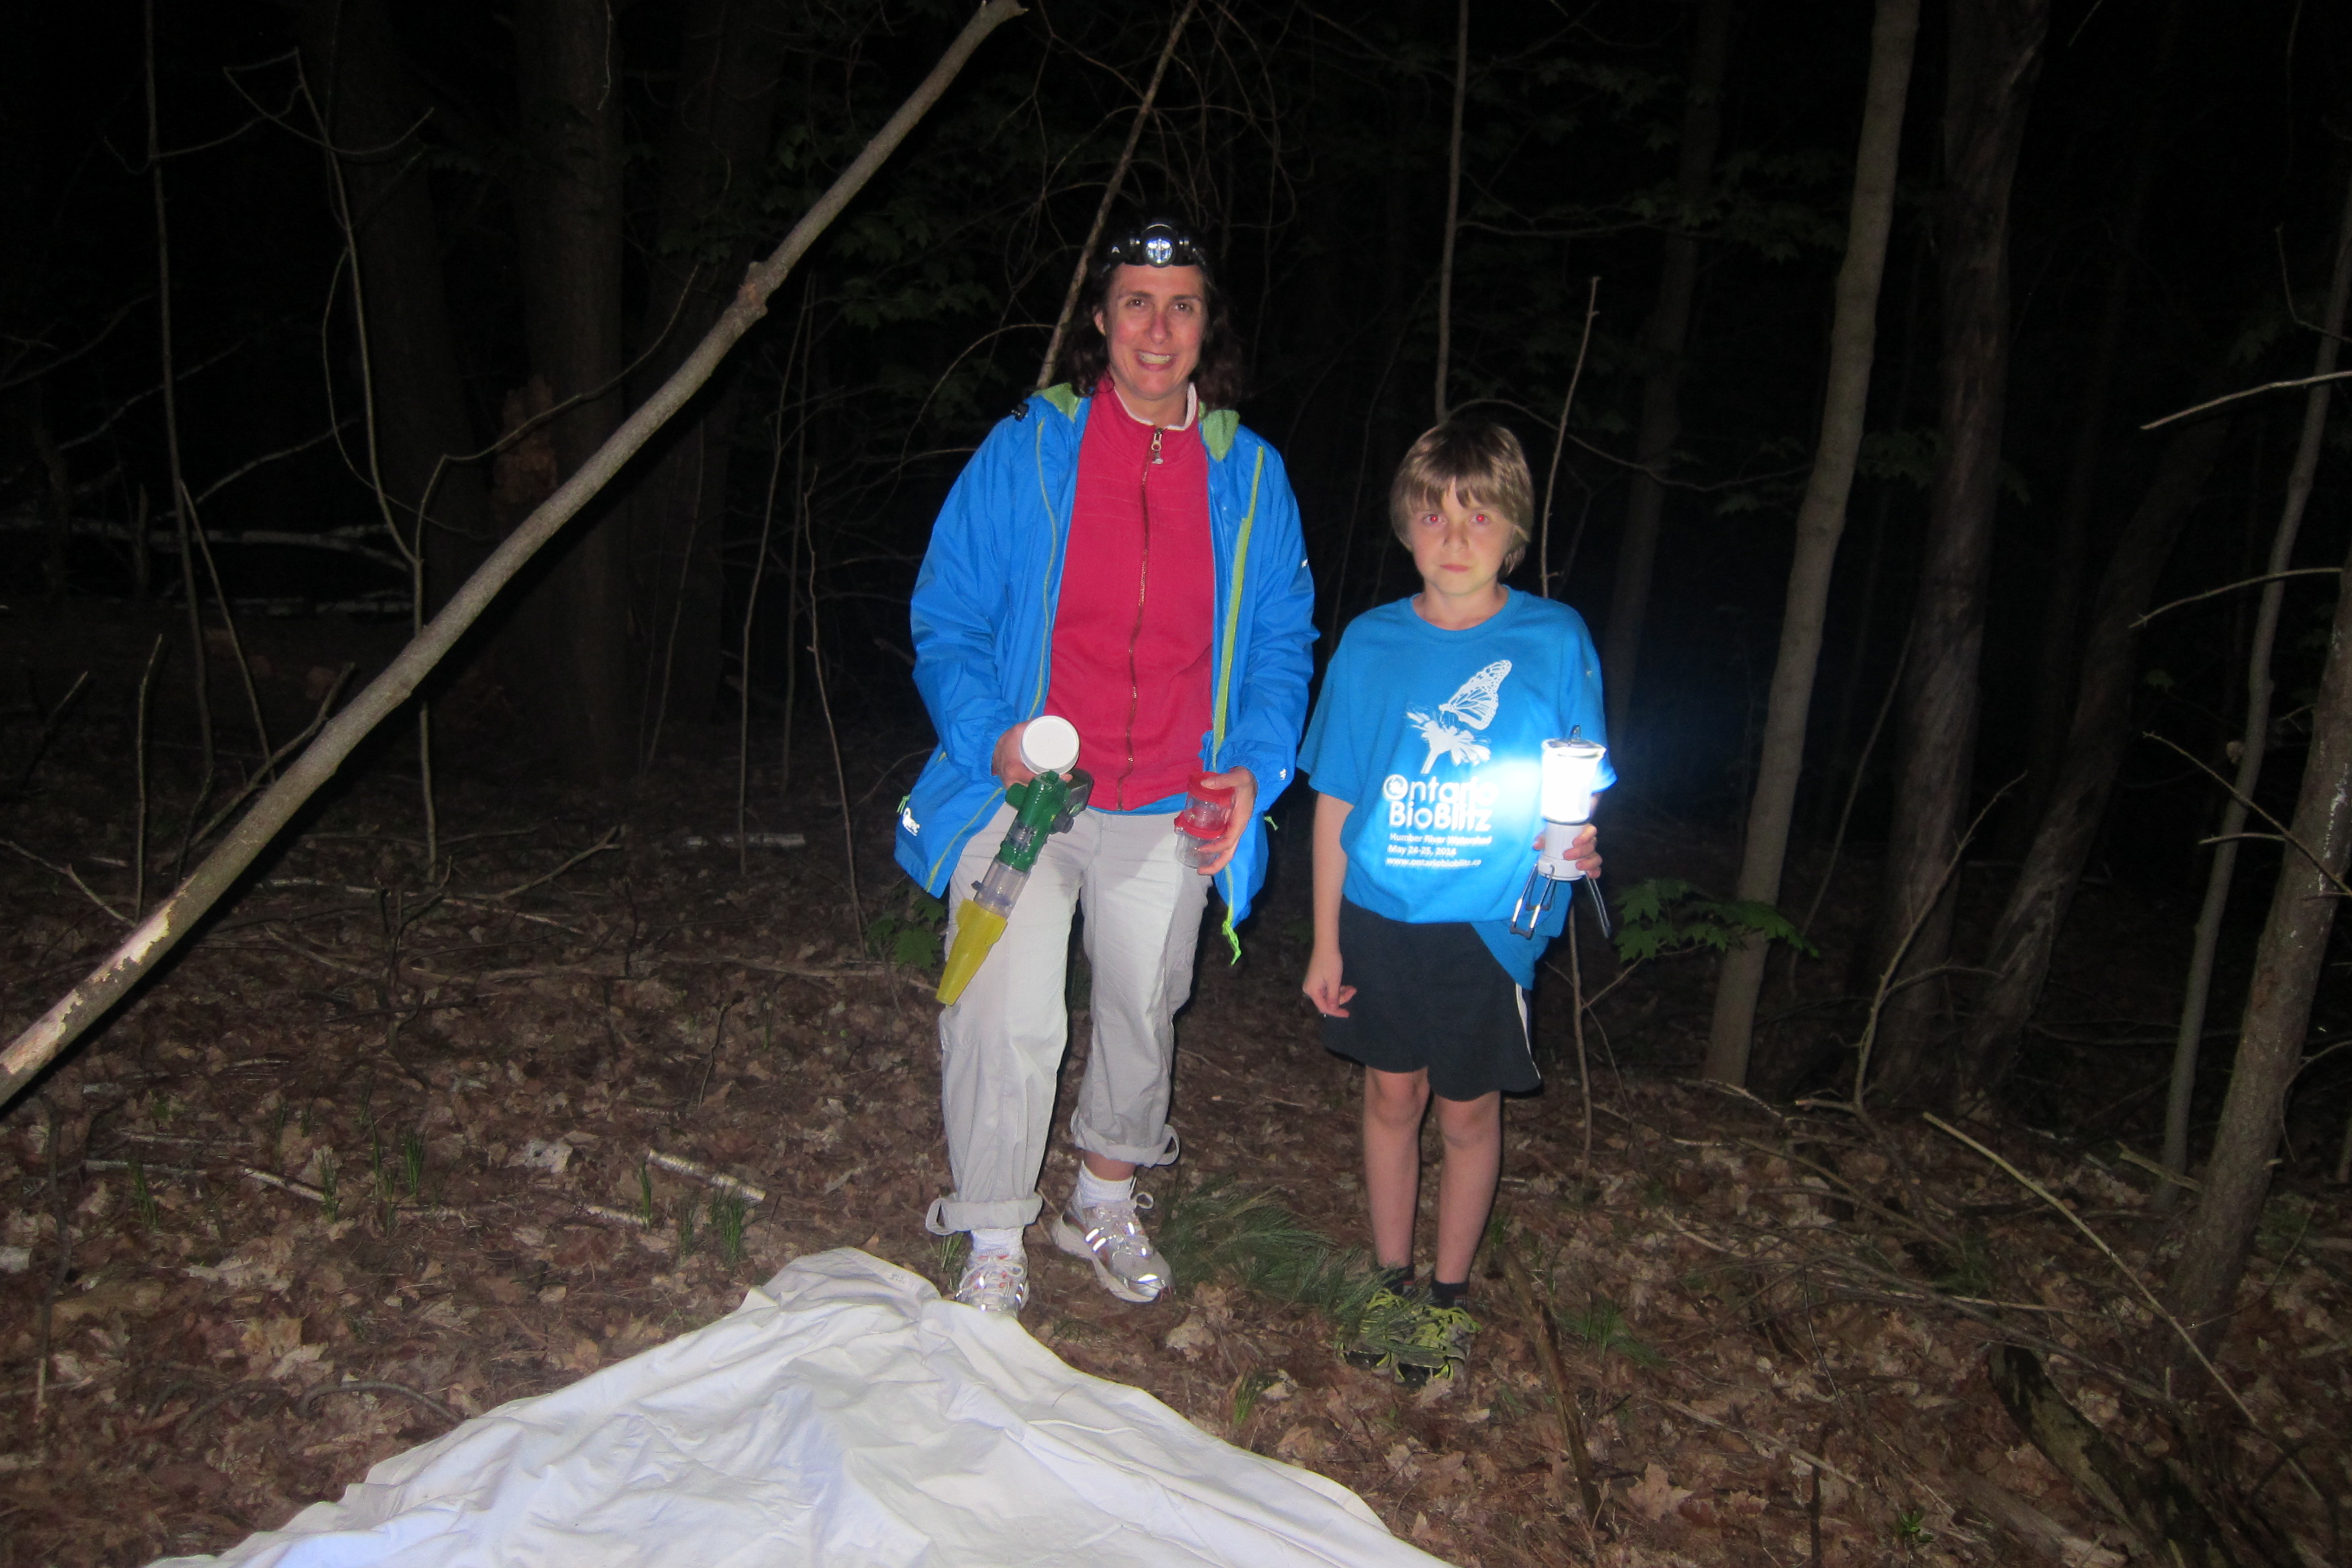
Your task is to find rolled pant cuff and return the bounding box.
[1070,1121,1181,1170]
[925,1193,1044,1235]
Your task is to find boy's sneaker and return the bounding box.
[956,1250,1030,1315]
[1051,1190,1171,1303]
[1346,1288,1478,1387]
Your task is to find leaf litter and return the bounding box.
[0,701,2346,1567]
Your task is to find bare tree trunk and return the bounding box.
[625,0,794,760]
[1431,0,1467,424]
[1870,0,2048,1107]
[146,0,211,790]
[2012,0,2187,845]
[2162,172,2352,1190]
[1703,0,1919,1086]
[513,0,633,783]
[1955,408,2230,1093]
[1601,0,1733,745]
[2168,521,2352,1364]
[0,0,1028,1114]
[281,0,496,610]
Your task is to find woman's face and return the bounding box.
[1092,263,1206,420]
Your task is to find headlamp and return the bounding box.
[1102,219,1202,270]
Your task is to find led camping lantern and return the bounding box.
[936,718,1093,1005]
[1507,734,1610,939]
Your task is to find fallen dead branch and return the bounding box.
[237,1166,464,1220]
[0,0,1029,1113]
[1986,1344,2231,1568]
[645,1150,767,1206]
[1501,1243,1603,1526]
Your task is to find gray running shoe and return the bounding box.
[1051,1190,1172,1303]
[955,1250,1030,1315]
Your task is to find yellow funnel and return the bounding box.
[935,904,1008,1005]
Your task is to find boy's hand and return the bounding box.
[1302,947,1355,1017]
[1193,766,1257,876]
[1530,823,1602,876]
[992,725,1036,785]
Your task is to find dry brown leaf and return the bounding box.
[1622,1461,1692,1522]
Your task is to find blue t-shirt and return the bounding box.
[1297,590,1612,987]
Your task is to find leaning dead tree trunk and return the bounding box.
[2167,500,2352,1364]
[1870,0,2048,1107]
[1701,0,1919,1087]
[1955,405,2231,1092]
[0,0,1027,1115]
[1602,0,1733,745]
[2162,170,2352,1191]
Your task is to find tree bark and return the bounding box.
[625,0,795,758]
[1602,0,1733,746]
[2168,516,2352,1362]
[2012,0,2186,847]
[1703,0,1918,1086]
[280,0,496,608]
[0,0,1028,1115]
[1870,0,2048,1106]
[512,0,632,783]
[2162,170,2352,1188]
[1955,407,2230,1092]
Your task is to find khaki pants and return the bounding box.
[925,804,1208,1235]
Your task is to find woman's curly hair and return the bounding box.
[1054,217,1250,410]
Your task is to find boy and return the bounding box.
[1297,421,1608,1383]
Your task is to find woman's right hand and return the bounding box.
[1302,948,1355,1017]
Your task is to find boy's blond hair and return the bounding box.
[1388,421,1536,573]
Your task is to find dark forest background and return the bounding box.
[7,0,2352,1358]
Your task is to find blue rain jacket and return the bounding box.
[894,385,1316,934]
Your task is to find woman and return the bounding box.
[894,217,1315,1313]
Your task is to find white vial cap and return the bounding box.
[1019,715,1080,774]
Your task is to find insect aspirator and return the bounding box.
[936,718,1092,1005]
[1508,734,1610,939]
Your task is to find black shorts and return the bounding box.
[1322,900,1538,1101]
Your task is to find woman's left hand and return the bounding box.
[1194,767,1257,876]
[1531,823,1602,877]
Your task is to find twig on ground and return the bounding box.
[295,1378,459,1425]
[1501,1244,1603,1525]
[492,827,622,902]
[644,1150,768,1205]
[1661,1398,1862,1487]
[172,1379,289,1436]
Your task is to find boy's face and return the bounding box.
[1407,482,1512,609]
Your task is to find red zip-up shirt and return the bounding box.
[1044,382,1215,809]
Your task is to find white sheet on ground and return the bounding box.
[151,1248,1447,1568]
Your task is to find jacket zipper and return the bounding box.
[1116,425,1167,808]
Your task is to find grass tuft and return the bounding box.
[1155,1176,1387,1329]
[712,1190,749,1266]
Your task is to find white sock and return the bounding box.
[1074,1166,1135,1209]
[968,1226,1023,1258]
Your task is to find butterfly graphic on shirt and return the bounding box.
[1406,660,1512,774]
